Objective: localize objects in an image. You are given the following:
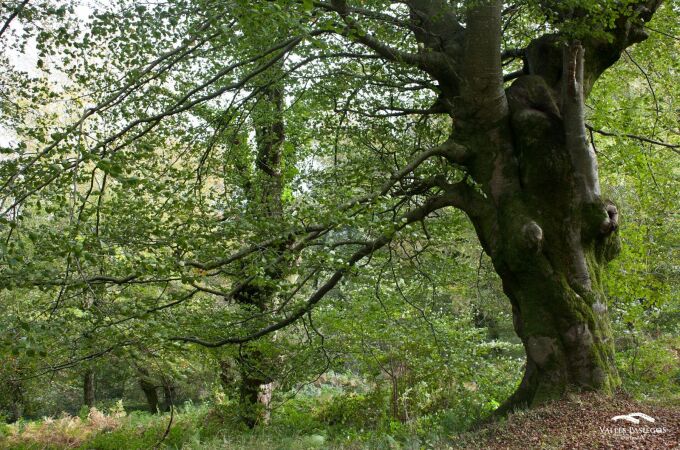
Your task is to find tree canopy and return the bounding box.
[0,0,678,434]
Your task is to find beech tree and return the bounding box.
[0,0,676,418]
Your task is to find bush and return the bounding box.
[315,389,388,428]
[618,335,680,399]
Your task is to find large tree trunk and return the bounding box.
[461,45,624,412]
[491,212,621,412]
[410,0,650,412]
[83,369,95,408]
[488,42,623,411]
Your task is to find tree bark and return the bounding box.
[139,380,159,414]
[83,369,95,408]
[238,366,274,427]
[138,373,159,414]
[236,347,276,427]
[395,0,655,412]
[220,62,287,427]
[484,41,624,412]
[161,381,175,412]
[460,45,623,412]
[7,380,24,423]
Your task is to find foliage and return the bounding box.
[0,0,678,447]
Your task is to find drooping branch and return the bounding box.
[586,124,680,154]
[25,134,462,290]
[1,31,319,211]
[0,22,217,197]
[170,191,465,347]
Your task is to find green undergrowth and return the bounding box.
[0,373,517,449]
[617,334,680,404]
[2,335,677,450]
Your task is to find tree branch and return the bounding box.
[328,0,431,68]
[170,192,461,347]
[586,124,680,154]
[0,0,29,39]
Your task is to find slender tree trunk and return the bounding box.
[83,369,95,408]
[162,381,175,412]
[139,375,159,413]
[238,373,261,428]
[257,382,274,425]
[238,368,274,427]
[219,358,237,392]
[222,62,287,427]
[7,380,24,423]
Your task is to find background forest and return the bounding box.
[0,0,678,449]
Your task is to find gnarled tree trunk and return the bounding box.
[396,0,659,412]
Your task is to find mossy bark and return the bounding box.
[219,356,273,427]
[139,379,159,414]
[421,5,643,410]
[492,229,621,413]
[138,368,159,414]
[219,65,286,428]
[472,62,624,412]
[487,43,624,412]
[238,361,274,428]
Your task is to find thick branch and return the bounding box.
[329,0,435,69]
[525,0,663,96]
[562,41,600,202]
[460,0,507,123]
[406,0,463,56]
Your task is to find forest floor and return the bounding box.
[454,392,680,450]
[1,392,678,449]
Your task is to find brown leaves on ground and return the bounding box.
[1,407,121,449]
[454,392,679,449]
